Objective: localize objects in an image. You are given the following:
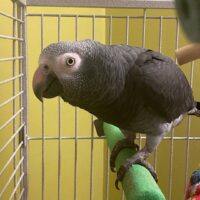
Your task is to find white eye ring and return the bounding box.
[66,57,75,66]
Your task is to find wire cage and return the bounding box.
[0,0,200,200]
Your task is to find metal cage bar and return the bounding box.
[89,15,96,200]
[0,34,24,41]
[9,172,25,200]
[0,153,24,199]
[184,61,195,192]
[0,108,24,131]
[40,14,45,200]
[12,3,18,198]
[28,135,200,141]
[74,15,79,200]
[105,16,113,200]
[0,91,24,109]
[19,3,29,200]
[0,142,23,177]
[153,16,163,171]
[57,14,61,200]
[0,56,24,62]
[27,13,178,20]
[0,74,24,85]
[0,11,24,23]
[0,123,25,154]
[26,0,174,8]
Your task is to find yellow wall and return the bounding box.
[1,1,200,200]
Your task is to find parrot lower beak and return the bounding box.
[32,67,63,102]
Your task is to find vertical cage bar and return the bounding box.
[126,16,129,45]
[109,16,112,45]
[106,147,110,200]
[74,15,79,200]
[121,190,125,200]
[12,2,17,199]
[21,5,28,200]
[184,61,194,193]
[138,8,147,149]
[159,16,163,53]
[89,115,94,200]
[168,128,174,200]
[105,16,113,200]
[89,15,95,200]
[18,4,23,197]
[120,15,131,200]
[57,14,61,200]
[41,14,45,200]
[175,19,179,60]
[168,17,179,200]
[153,16,163,170]
[142,9,147,48]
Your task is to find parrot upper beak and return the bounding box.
[32,66,63,102]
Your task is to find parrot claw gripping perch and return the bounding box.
[114,146,158,190]
[110,137,139,172]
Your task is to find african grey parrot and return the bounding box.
[32,39,200,188]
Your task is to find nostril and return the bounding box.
[43,65,49,73]
[44,65,49,70]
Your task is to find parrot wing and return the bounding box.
[134,50,195,122]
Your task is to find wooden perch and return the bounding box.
[175,43,200,65]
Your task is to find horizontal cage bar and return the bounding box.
[0,142,23,177]
[26,13,177,20]
[0,74,24,85]
[0,107,24,131]
[0,155,24,199]
[28,135,200,141]
[0,56,24,62]
[0,35,24,41]
[0,12,24,23]
[0,91,24,109]
[9,172,24,200]
[17,188,24,200]
[26,0,174,8]
[0,123,25,154]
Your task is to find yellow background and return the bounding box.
[1,0,200,199]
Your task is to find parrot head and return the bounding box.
[32,40,106,106]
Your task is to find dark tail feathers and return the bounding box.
[196,101,200,110]
[188,101,200,117]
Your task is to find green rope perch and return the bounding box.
[103,122,166,200]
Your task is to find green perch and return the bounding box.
[102,122,166,200]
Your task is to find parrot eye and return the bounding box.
[66,57,75,66]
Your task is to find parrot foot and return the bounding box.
[110,137,139,172]
[115,149,158,190]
